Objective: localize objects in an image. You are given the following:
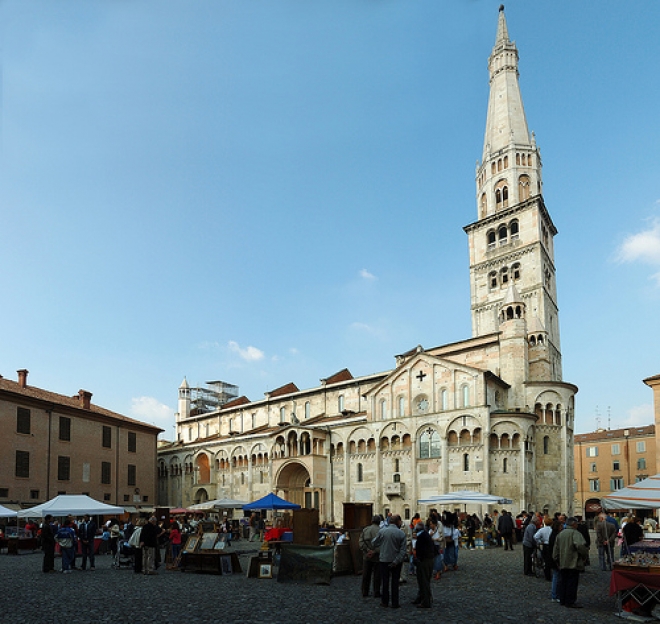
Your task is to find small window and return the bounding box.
[512,263,521,281]
[305,402,310,419]
[590,462,597,472]
[357,463,363,482]
[338,395,345,413]
[103,493,111,501]
[128,432,137,453]
[30,489,39,499]
[127,464,136,486]
[589,479,600,492]
[440,389,448,411]
[543,436,549,455]
[57,456,71,481]
[394,458,400,473]
[101,461,112,485]
[611,477,624,491]
[15,450,30,478]
[463,453,470,471]
[613,461,620,472]
[142,496,149,502]
[59,416,71,442]
[380,400,387,420]
[102,426,112,449]
[510,220,519,239]
[279,407,286,423]
[124,494,130,502]
[462,385,470,408]
[611,444,620,455]
[586,446,598,457]
[17,407,31,434]
[398,397,405,417]
[0,488,9,498]
[503,458,508,473]
[638,458,647,470]
[636,441,646,453]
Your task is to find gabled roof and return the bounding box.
[364,350,487,398]
[0,376,163,433]
[267,382,300,398]
[322,368,354,385]
[220,395,251,410]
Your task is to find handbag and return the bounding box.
[57,537,73,549]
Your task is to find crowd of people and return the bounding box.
[33,512,234,575]
[358,508,651,611]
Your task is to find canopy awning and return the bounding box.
[602,474,660,510]
[17,495,125,518]
[243,493,301,511]
[418,490,513,505]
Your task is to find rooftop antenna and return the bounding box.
[595,405,601,431]
[608,406,611,430]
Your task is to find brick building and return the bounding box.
[0,369,162,509]
[574,425,655,522]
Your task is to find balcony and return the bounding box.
[385,482,405,497]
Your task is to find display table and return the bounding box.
[264,527,290,542]
[609,566,660,614]
[179,551,242,575]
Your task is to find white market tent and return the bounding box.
[188,498,248,511]
[17,495,125,518]
[418,490,513,506]
[0,504,17,518]
[602,474,660,510]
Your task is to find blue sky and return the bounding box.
[1,1,659,439]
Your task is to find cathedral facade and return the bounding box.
[157,7,578,521]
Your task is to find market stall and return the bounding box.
[603,474,660,616]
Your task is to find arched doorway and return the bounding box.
[276,461,319,510]
[195,488,209,504]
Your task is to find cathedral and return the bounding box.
[157,7,578,522]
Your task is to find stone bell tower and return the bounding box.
[464,4,562,382]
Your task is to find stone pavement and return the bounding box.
[0,542,616,624]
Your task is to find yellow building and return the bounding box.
[574,425,655,522]
[0,369,162,510]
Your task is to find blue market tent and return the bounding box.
[243,493,301,511]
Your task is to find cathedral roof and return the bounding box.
[321,368,354,385]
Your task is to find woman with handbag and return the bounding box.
[55,519,76,574]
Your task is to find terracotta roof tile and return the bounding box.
[0,377,163,432]
[267,382,299,398]
[322,368,354,385]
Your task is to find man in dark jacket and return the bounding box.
[139,516,163,575]
[412,522,434,609]
[41,515,56,573]
[359,515,381,598]
[498,510,515,550]
[79,514,98,571]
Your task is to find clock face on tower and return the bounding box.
[417,398,429,412]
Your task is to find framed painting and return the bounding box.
[184,536,199,553]
[199,532,218,551]
[258,563,272,579]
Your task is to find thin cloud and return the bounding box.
[621,403,654,427]
[350,321,380,335]
[228,340,265,362]
[130,396,174,423]
[616,216,660,284]
[359,268,377,280]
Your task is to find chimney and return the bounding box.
[78,389,93,410]
[17,369,29,388]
